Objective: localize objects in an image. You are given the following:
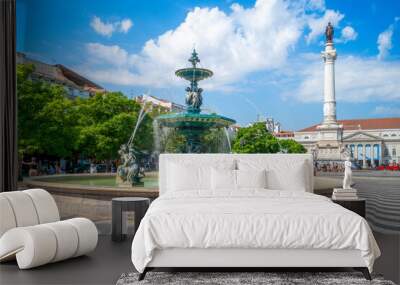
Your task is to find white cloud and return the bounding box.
[305,9,344,44]
[86,43,128,66]
[84,0,383,102]
[377,25,394,60]
[339,26,357,43]
[90,16,133,37]
[306,0,325,11]
[91,16,115,37]
[285,54,400,103]
[119,19,133,33]
[84,0,335,88]
[373,106,400,116]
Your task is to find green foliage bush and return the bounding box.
[232,122,306,154]
[278,139,307,153]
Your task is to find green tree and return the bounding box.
[17,64,79,158]
[279,139,307,153]
[76,92,154,161]
[232,122,280,153]
[232,122,306,154]
[17,64,155,164]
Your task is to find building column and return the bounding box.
[362,144,367,169]
[378,144,383,166]
[371,145,375,167]
[354,144,358,162]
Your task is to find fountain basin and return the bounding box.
[157,112,236,129]
[24,173,159,198]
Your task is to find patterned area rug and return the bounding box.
[116,272,395,285]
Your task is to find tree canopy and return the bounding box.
[18,64,79,158]
[232,122,306,154]
[279,139,307,153]
[75,92,154,160]
[17,64,154,161]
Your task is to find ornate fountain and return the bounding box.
[156,50,236,153]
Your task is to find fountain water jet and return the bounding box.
[224,127,232,153]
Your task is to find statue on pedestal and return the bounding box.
[325,22,334,43]
[325,22,334,42]
[343,156,353,189]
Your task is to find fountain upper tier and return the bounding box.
[175,67,213,82]
[175,48,213,82]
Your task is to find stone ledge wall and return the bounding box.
[52,193,112,222]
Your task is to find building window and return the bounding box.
[391,134,396,137]
[383,134,389,137]
[393,148,396,156]
[384,148,389,156]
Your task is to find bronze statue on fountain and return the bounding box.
[116,144,145,187]
[185,87,203,112]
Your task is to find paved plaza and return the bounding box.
[317,172,400,233]
[355,176,400,234]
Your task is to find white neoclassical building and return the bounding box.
[292,24,400,168]
[295,118,400,167]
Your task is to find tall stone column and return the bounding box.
[321,42,338,126]
[315,23,343,162]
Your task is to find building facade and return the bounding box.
[135,94,185,113]
[17,52,104,98]
[295,118,400,167]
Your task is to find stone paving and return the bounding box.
[354,176,400,234]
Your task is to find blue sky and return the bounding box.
[17,0,400,130]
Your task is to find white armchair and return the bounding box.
[0,189,98,269]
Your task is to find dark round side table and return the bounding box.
[112,197,150,242]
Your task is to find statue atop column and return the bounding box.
[325,22,334,43]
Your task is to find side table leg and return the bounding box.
[112,202,122,242]
[134,201,149,234]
